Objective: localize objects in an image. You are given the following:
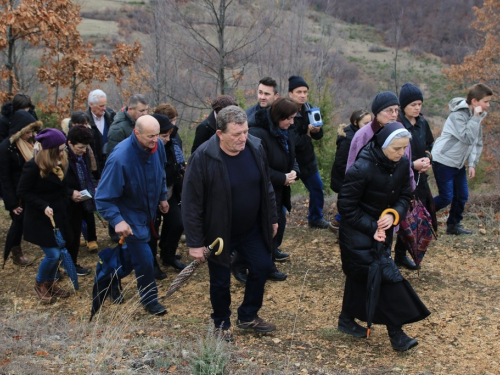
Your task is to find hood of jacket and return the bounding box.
[1,102,13,119]
[449,97,470,113]
[9,121,43,144]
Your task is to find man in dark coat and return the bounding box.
[288,75,333,230]
[86,89,115,179]
[246,77,279,127]
[182,106,278,339]
[190,95,237,154]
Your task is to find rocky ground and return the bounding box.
[0,195,499,374]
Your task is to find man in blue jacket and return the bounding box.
[96,115,169,315]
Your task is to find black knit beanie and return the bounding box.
[288,75,309,92]
[151,113,174,134]
[399,83,423,110]
[8,110,38,136]
[371,91,399,115]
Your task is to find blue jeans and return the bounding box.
[208,225,274,329]
[301,171,325,223]
[126,240,159,306]
[433,162,468,226]
[37,247,61,282]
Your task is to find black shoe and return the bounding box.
[175,254,182,260]
[144,301,167,316]
[267,271,287,281]
[275,249,290,262]
[395,255,420,271]
[338,314,368,338]
[232,270,247,284]
[388,329,418,351]
[154,265,167,280]
[162,259,186,271]
[308,219,334,230]
[447,224,472,235]
[76,265,91,276]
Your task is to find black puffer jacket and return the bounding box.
[249,108,299,213]
[0,103,38,143]
[191,111,216,154]
[164,127,184,202]
[0,120,42,211]
[338,141,411,282]
[290,103,323,179]
[182,133,278,268]
[330,123,359,193]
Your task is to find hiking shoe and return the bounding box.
[275,249,290,262]
[144,301,167,316]
[388,329,418,351]
[76,265,91,276]
[215,327,234,342]
[308,219,334,230]
[446,224,472,235]
[237,316,276,333]
[338,314,368,338]
[268,271,287,281]
[395,255,420,271]
[87,241,98,251]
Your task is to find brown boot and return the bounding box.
[11,246,34,266]
[47,281,71,298]
[34,282,55,304]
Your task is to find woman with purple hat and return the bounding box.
[17,128,71,304]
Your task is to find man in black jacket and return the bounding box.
[86,89,115,179]
[182,106,278,339]
[288,75,333,230]
[245,77,279,127]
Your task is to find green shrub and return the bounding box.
[189,326,231,375]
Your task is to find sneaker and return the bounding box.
[446,224,472,235]
[87,241,99,251]
[215,327,234,342]
[237,316,276,333]
[338,314,367,338]
[275,249,290,262]
[308,219,334,230]
[144,301,167,316]
[75,265,91,276]
[388,329,418,351]
[267,271,287,281]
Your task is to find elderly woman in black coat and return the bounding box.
[17,128,72,304]
[337,122,430,351]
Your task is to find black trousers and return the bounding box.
[5,210,24,251]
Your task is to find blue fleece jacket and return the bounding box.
[95,131,167,242]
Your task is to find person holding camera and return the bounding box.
[288,75,333,230]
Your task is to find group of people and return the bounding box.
[0,75,492,351]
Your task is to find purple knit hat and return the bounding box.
[35,128,66,149]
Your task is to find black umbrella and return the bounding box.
[48,215,78,290]
[365,208,400,338]
[89,236,133,322]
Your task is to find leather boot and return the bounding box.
[34,281,55,304]
[47,281,70,298]
[11,246,34,266]
[388,326,418,351]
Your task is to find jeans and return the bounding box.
[127,240,159,305]
[208,225,274,329]
[433,162,468,225]
[301,171,325,223]
[37,247,61,282]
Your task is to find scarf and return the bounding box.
[276,127,289,153]
[68,147,96,212]
[171,137,186,169]
[16,138,34,162]
[53,166,64,181]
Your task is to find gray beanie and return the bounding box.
[371,91,399,115]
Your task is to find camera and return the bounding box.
[307,107,323,126]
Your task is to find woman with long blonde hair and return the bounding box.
[17,128,72,304]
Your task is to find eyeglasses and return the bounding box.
[59,145,67,153]
[381,108,399,115]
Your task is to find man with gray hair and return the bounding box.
[86,89,115,177]
[182,105,278,339]
[106,94,149,155]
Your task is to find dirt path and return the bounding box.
[0,197,499,374]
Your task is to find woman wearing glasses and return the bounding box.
[17,128,71,304]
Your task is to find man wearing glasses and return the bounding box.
[96,115,169,315]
